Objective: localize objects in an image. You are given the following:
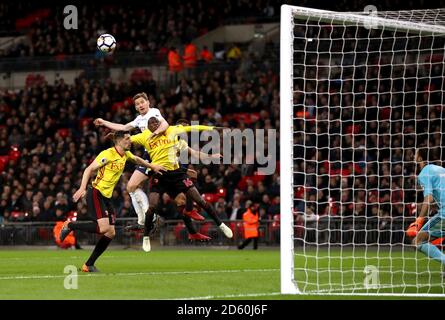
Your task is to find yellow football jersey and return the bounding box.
[92,147,135,198]
[130,125,213,171]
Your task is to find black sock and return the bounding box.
[182,215,197,234]
[85,235,112,266]
[68,221,99,234]
[144,209,155,237]
[202,202,222,225]
[185,196,194,212]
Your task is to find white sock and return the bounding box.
[129,191,145,225]
[134,188,149,215]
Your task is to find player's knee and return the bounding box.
[98,225,108,234]
[126,183,138,193]
[105,228,116,238]
[413,232,428,247]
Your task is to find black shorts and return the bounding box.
[135,151,153,176]
[86,187,116,225]
[150,168,194,198]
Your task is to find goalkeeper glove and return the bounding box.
[406,217,425,237]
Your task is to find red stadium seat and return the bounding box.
[57,128,70,138]
[216,188,227,198]
[202,193,219,203]
[79,118,93,128]
[251,172,265,185]
[174,222,185,239]
[0,155,9,172]
[8,146,20,162]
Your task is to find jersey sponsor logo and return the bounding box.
[109,161,125,171]
[148,138,172,149]
[183,178,194,187]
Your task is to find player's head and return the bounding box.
[176,119,189,126]
[112,131,131,150]
[133,92,150,115]
[415,148,429,164]
[148,117,160,132]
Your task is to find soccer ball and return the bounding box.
[97,34,116,53]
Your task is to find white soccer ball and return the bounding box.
[97,34,116,53]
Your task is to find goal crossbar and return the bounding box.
[289,5,445,35]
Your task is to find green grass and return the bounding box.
[0,247,443,299]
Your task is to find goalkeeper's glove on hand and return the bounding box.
[406,217,425,237]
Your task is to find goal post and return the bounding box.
[280,5,445,296]
[280,4,300,295]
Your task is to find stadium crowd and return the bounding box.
[0,0,280,58]
[0,0,430,58]
[0,55,280,224]
[293,23,445,222]
[0,0,442,229]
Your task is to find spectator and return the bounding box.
[201,174,217,194]
[226,44,242,61]
[183,41,198,68]
[168,47,183,73]
[200,45,213,63]
[238,202,260,250]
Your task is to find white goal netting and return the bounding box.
[280,5,445,296]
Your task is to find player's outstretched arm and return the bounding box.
[406,194,433,237]
[132,156,166,175]
[188,147,222,161]
[178,125,215,134]
[418,194,434,218]
[94,118,134,131]
[73,161,101,202]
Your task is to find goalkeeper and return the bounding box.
[409,148,445,268]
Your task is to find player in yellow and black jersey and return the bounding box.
[59,131,165,272]
[128,117,233,252]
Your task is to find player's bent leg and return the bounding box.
[127,170,149,225]
[141,193,160,252]
[415,229,445,265]
[82,221,114,272]
[175,193,186,206]
[60,220,99,242]
[185,187,233,238]
[180,214,212,241]
[175,193,205,221]
[127,170,149,193]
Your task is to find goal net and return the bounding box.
[280,5,445,296]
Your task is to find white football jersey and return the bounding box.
[128,108,163,132]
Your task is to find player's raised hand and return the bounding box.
[210,153,223,159]
[94,118,104,127]
[73,188,86,202]
[406,216,425,237]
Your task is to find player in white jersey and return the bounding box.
[94,92,168,227]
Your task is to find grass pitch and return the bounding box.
[0,247,443,300]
